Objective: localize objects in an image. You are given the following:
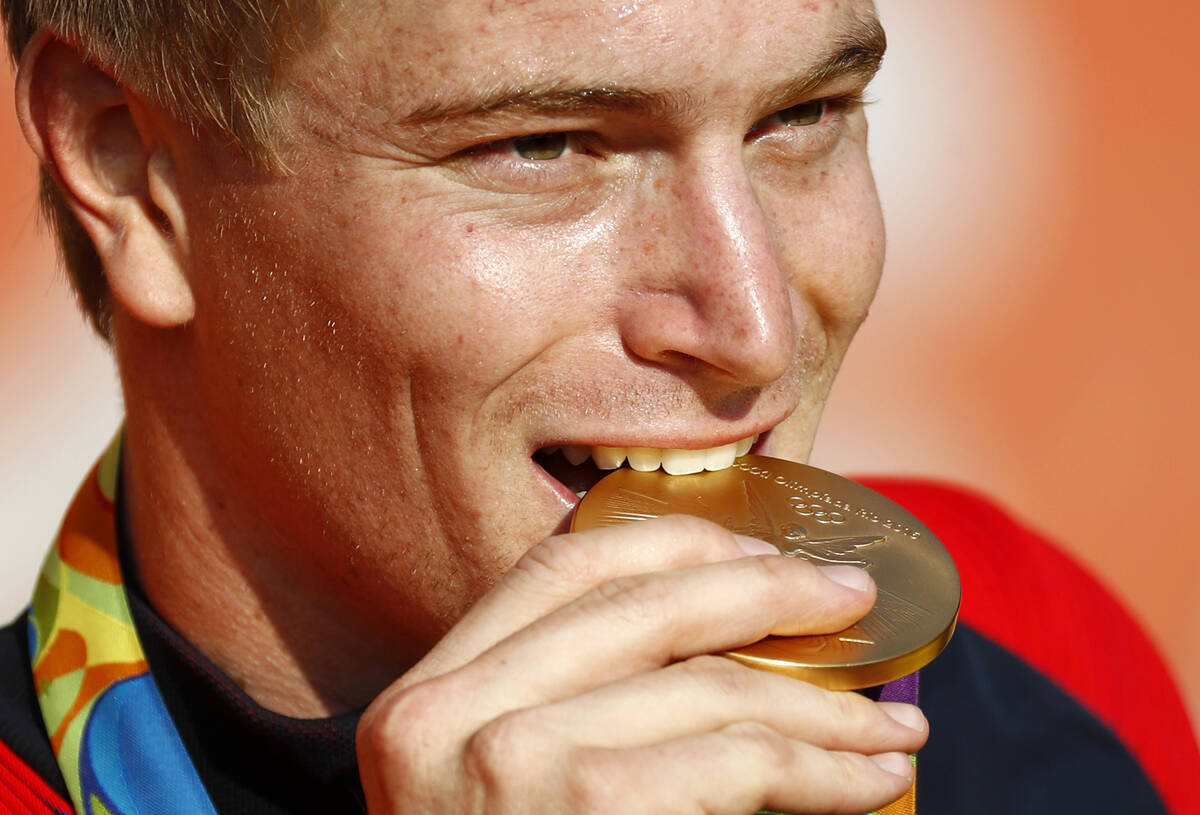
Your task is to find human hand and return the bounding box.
[357,515,927,814]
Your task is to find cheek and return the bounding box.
[762,153,885,341]
[177,175,427,491]
[324,212,583,396]
[189,180,529,386]
[815,180,885,332]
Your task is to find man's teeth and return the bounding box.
[549,434,758,476]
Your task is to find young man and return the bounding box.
[0,0,1189,813]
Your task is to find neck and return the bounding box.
[119,404,403,718]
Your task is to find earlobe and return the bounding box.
[14,31,195,327]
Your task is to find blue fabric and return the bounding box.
[919,627,1166,814]
[79,674,218,815]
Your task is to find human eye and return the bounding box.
[448,130,602,193]
[509,132,569,160]
[473,130,586,165]
[752,93,862,133]
[747,93,863,153]
[775,99,826,127]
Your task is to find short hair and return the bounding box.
[1,0,333,339]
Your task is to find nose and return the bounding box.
[617,151,798,386]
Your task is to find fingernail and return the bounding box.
[870,752,914,780]
[818,564,872,592]
[734,534,780,556]
[880,703,927,733]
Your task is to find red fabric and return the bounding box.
[0,738,71,815]
[860,477,1200,815]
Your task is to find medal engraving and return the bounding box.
[573,455,960,690]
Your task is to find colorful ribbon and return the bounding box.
[28,433,218,815]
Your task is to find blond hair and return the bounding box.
[2,0,332,338]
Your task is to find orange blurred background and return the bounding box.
[2,0,1198,732]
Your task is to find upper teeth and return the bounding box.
[549,434,758,476]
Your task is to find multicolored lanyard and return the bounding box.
[28,433,218,815]
[762,673,917,815]
[872,676,918,815]
[28,434,916,815]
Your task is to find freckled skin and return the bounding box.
[122,0,885,714]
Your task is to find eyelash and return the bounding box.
[455,92,863,190]
[747,92,863,140]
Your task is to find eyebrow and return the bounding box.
[398,13,887,128]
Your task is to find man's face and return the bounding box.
[167,0,884,663]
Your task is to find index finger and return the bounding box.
[404,514,789,683]
[453,551,875,719]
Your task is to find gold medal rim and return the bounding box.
[721,611,959,690]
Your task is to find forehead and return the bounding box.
[303,0,876,128]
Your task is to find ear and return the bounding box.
[15,31,195,327]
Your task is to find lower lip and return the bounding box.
[532,457,584,509]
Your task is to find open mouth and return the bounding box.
[532,434,760,497]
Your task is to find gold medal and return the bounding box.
[572,455,960,690]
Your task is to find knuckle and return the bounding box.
[659,513,738,552]
[462,711,530,795]
[833,750,881,792]
[678,654,754,698]
[833,750,908,809]
[725,720,792,767]
[356,710,401,769]
[591,573,672,628]
[563,747,621,813]
[736,550,793,588]
[743,555,850,619]
[837,694,917,754]
[732,554,804,609]
[757,549,815,582]
[515,534,595,586]
[829,688,873,727]
[357,679,448,777]
[828,694,911,751]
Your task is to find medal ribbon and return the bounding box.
[872,673,918,815]
[27,433,219,815]
[759,671,917,815]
